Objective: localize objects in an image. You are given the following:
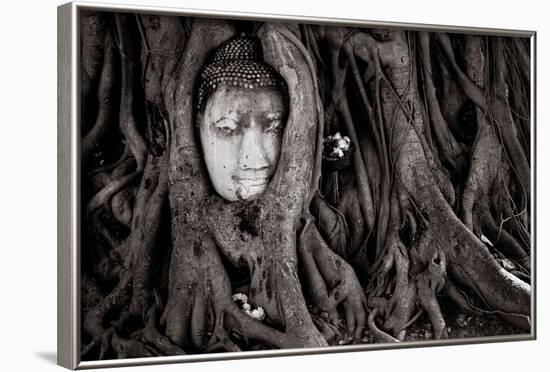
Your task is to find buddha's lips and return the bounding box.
[235,177,269,200]
[236,177,269,187]
[233,173,270,186]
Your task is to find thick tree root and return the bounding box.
[299,216,367,339]
[82,153,170,359]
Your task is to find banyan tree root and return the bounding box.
[80,11,110,138]
[459,35,530,272]
[298,216,367,340]
[87,14,148,218]
[82,152,183,358]
[81,27,116,167]
[342,28,531,339]
[436,33,530,205]
[417,31,466,177]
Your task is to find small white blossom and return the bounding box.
[232,293,248,303]
[337,138,349,150]
[331,148,344,158]
[233,293,265,321]
[333,132,342,139]
[250,307,266,321]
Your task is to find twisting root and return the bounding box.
[367,308,400,343]
[368,192,416,340]
[141,303,185,355]
[88,145,131,177]
[87,14,148,216]
[82,153,169,359]
[299,215,367,339]
[82,277,131,358]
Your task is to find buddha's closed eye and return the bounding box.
[264,112,284,133]
[265,118,283,133]
[214,118,240,136]
[213,115,284,136]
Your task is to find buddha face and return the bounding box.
[198,86,286,201]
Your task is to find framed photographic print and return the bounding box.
[57,1,536,369]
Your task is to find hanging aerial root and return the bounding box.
[479,208,530,272]
[436,33,530,203]
[356,30,530,329]
[82,30,116,167]
[325,27,376,231]
[458,35,530,273]
[87,14,150,217]
[417,31,465,176]
[491,183,530,252]
[81,12,110,126]
[343,38,391,258]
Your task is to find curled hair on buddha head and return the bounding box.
[195,33,289,114]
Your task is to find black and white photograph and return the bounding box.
[75,8,534,361]
[56,1,536,369]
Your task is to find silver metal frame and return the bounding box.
[57,1,537,369]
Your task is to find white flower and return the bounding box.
[331,148,344,158]
[250,307,266,321]
[337,138,349,150]
[333,132,342,139]
[232,293,248,303]
[233,294,265,321]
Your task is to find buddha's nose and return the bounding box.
[239,128,270,171]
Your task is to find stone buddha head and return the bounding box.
[195,35,288,202]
